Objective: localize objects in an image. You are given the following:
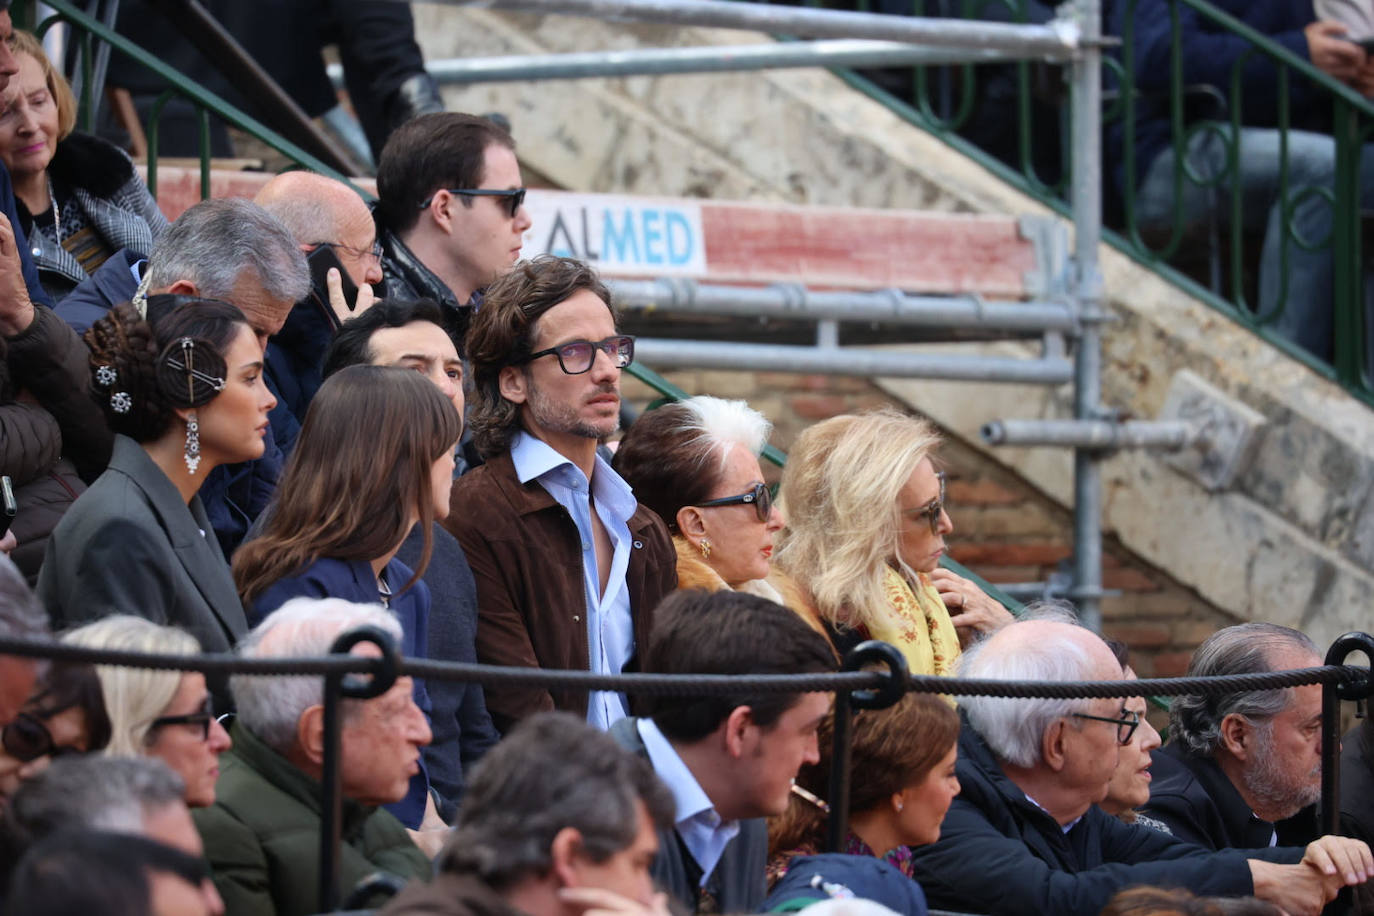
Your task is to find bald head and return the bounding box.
[254,172,371,248]
[959,612,1123,768]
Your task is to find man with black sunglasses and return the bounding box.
[375,112,533,345]
[446,255,675,735]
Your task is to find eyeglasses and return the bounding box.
[1,711,82,763]
[696,482,774,523]
[525,335,635,375]
[419,187,527,219]
[148,697,216,742]
[1069,708,1141,745]
[310,239,383,265]
[904,471,948,535]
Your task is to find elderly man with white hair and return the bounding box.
[193,597,432,916]
[907,611,1373,916]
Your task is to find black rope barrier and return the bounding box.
[2,635,1367,699]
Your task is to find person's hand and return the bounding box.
[1302,834,1374,888]
[0,530,16,555]
[558,888,673,916]
[928,567,1014,647]
[1249,860,1332,916]
[1307,21,1366,82]
[1353,59,1374,96]
[0,212,35,337]
[325,266,375,319]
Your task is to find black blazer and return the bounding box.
[37,435,248,660]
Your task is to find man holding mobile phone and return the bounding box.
[253,171,382,454]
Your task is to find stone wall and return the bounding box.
[623,369,1241,676]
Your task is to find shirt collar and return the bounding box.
[1023,791,1083,834]
[638,718,718,825]
[510,432,638,520]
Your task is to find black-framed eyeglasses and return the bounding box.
[696,482,774,523]
[524,335,635,375]
[905,470,948,536]
[419,187,527,219]
[148,697,216,742]
[1069,708,1140,745]
[1,711,81,763]
[309,239,383,264]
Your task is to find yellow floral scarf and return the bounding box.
[868,566,961,678]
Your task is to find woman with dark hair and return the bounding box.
[232,364,462,835]
[767,692,961,885]
[0,661,112,809]
[0,30,168,300]
[612,396,784,599]
[37,296,275,664]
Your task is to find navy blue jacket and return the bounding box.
[0,162,53,310]
[907,723,1297,916]
[263,289,343,459]
[250,555,435,829]
[53,248,141,335]
[1109,0,1320,192]
[395,522,498,822]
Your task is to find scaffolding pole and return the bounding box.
[450,0,1081,55]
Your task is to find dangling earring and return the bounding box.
[698,538,711,560]
[184,412,202,475]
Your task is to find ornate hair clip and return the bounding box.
[95,365,117,388]
[790,781,830,813]
[164,338,225,399]
[110,391,132,414]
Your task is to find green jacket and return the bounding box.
[193,721,431,916]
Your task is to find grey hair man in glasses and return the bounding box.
[446,254,675,735]
[907,609,1373,916]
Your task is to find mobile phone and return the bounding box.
[0,476,15,539]
[1344,35,1374,54]
[306,245,360,314]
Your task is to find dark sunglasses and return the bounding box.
[1,711,81,763]
[147,697,216,742]
[524,335,635,375]
[419,187,527,219]
[905,470,948,535]
[696,481,774,523]
[1069,708,1141,745]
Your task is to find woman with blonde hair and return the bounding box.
[774,409,1009,675]
[612,395,784,599]
[61,615,231,808]
[0,30,168,299]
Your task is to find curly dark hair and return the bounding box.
[84,295,248,443]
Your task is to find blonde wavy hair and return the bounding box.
[61,615,202,756]
[774,409,941,634]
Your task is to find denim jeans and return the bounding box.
[1134,124,1374,361]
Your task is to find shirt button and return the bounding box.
[582,541,591,551]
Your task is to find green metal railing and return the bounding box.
[754,0,1374,405]
[19,0,357,199]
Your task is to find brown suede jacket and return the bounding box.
[445,450,676,733]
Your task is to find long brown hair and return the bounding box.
[233,365,462,606]
[768,692,959,855]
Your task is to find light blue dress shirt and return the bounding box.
[511,431,637,730]
[638,718,741,886]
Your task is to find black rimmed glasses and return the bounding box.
[905,470,948,535]
[309,239,383,265]
[525,335,635,375]
[419,187,527,219]
[1,711,80,763]
[148,697,216,742]
[1069,708,1140,745]
[696,482,774,523]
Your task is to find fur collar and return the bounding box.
[671,536,785,603]
[47,131,137,200]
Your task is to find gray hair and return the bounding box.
[440,712,675,889]
[0,554,46,640]
[230,597,403,754]
[146,198,309,304]
[958,604,1100,768]
[1170,622,1319,757]
[2,756,186,852]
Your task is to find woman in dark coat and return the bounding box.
[0,30,168,302]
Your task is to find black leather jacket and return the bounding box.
[376,221,475,346]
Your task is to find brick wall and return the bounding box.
[623,369,1241,678]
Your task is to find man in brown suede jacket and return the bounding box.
[446,255,675,734]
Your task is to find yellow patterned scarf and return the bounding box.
[867,566,961,678]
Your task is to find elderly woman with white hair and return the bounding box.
[612,395,785,600]
[774,409,1011,676]
[62,615,232,808]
